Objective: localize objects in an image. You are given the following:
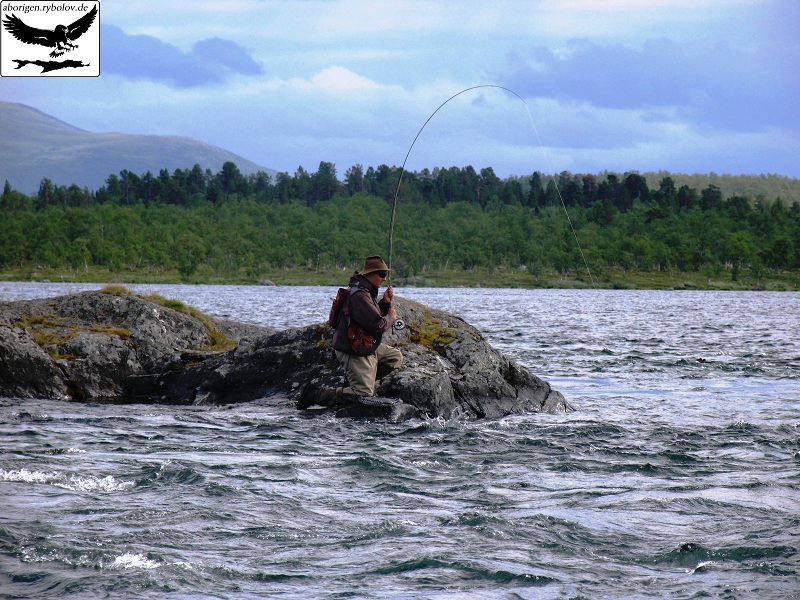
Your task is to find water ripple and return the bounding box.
[2,285,800,598]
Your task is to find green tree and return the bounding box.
[311,161,339,204]
[527,172,544,208]
[0,181,29,213]
[701,184,723,210]
[623,173,650,205]
[500,179,524,205]
[118,170,140,205]
[677,184,697,210]
[37,178,54,209]
[479,167,501,207]
[543,179,560,207]
[581,174,597,207]
[344,164,364,195]
[186,165,206,196]
[655,176,676,208]
[217,161,244,200]
[596,174,623,211]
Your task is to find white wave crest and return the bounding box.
[57,474,135,492]
[688,560,717,574]
[110,553,160,570]
[0,468,134,492]
[0,468,52,484]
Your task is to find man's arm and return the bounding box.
[351,290,393,334]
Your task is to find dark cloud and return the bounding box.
[100,24,263,87]
[498,37,798,133]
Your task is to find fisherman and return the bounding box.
[298,255,404,408]
[333,255,403,394]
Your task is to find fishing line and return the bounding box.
[387,84,595,286]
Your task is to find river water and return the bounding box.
[1,283,798,599]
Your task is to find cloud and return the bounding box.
[311,66,380,91]
[191,37,263,76]
[5,2,797,179]
[100,24,263,87]
[498,36,799,133]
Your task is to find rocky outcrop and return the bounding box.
[0,290,274,401]
[0,290,571,420]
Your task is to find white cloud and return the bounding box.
[310,66,380,91]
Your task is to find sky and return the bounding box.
[2,0,798,180]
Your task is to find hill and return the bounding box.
[0,102,277,194]
[509,171,800,205]
[639,171,800,204]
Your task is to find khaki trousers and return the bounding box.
[335,345,404,397]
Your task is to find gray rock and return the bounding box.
[0,325,69,399]
[378,298,571,418]
[0,291,571,420]
[212,318,276,342]
[56,331,135,399]
[0,290,270,402]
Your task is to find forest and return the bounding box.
[1,162,799,288]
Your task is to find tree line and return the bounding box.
[1,162,798,280]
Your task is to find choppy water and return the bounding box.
[1,283,799,599]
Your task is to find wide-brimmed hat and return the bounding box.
[360,255,390,274]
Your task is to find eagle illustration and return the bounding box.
[3,6,97,58]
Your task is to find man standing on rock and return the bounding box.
[300,256,403,407]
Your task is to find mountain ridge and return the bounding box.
[0,101,276,194]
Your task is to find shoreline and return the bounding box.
[2,265,798,291]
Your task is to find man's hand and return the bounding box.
[382,286,394,304]
[387,307,397,323]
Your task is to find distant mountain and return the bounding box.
[0,102,277,194]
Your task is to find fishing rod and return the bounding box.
[386,84,595,287]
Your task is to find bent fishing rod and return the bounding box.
[386,84,594,287]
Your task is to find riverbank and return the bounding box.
[1,265,798,291]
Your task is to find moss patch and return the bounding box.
[313,324,331,350]
[407,313,457,353]
[91,325,132,340]
[13,315,130,359]
[15,315,76,354]
[98,284,131,296]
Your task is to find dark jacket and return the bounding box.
[332,274,392,354]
